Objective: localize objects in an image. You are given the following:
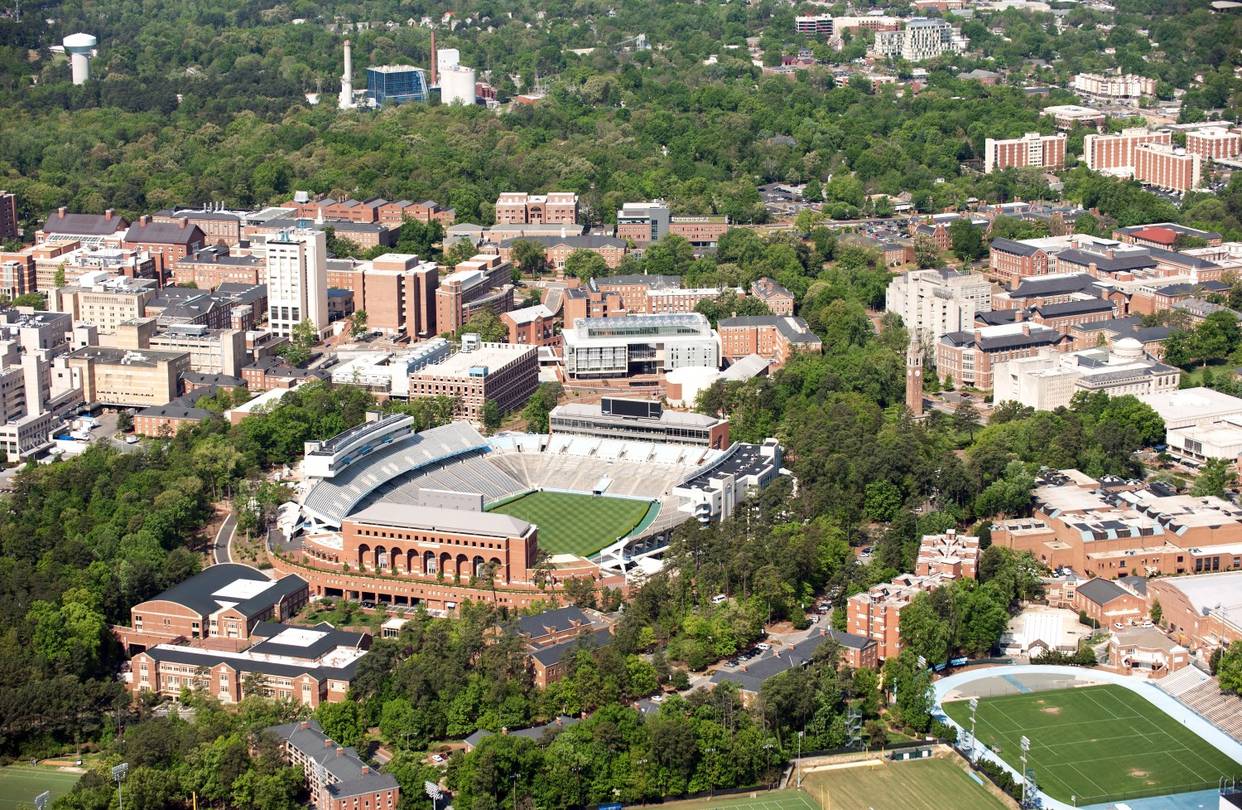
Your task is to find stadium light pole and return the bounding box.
[112,763,129,810]
[796,731,804,788]
[969,696,979,762]
[1019,736,1030,808]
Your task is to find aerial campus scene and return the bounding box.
[3,0,1242,809]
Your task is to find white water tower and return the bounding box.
[63,32,97,85]
[440,64,476,105]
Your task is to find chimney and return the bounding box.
[57,207,67,219]
[361,765,370,775]
[179,216,189,229]
[1022,323,1031,336]
[336,747,345,757]
[104,208,114,221]
[1014,308,1025,322]
[139,214,151,226]
[324,738,334,748]
[299,721,310,730]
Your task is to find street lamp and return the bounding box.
[112,763,129,810]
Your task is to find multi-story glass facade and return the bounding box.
[366,65,429,106]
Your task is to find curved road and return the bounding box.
[212,511,237,565]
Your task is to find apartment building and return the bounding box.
[0,252,34,299]
[60,345,190,407]
[1072,72,1156,99]
[886,268,993,343]
[872,18,966,62]
[794,14,834,36]
[989,237,1068,287]
[0,191,16,241]
[406,337,538,421]
[993,340,1180,410]
[266,228,328,337]
[847,572,955,660]
[434,254,514,335]
[915,529,981,579]
[1134,144,1203,193]
[268,721,399,810]
[595,274,681,313]
[377,198,455,227]
[562,314,720,378]
[1083,128,1172,172]
[750,277,796,316]
[646,286,741,315]
[936,321,1064,390]
[992,472,1242,579]
[717,315,823,369]
[329,253,440,339]
[1186,128,1242,161]
[493,192,579,225]
[984,132,1067,173]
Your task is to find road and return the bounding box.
[213,511,237,564]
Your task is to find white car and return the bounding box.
[124,435,139,445]
[755,642,771,651]
[711,594,728,605]
[432,754,445,764]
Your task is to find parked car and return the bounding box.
[755,642,771,651]
[711,593,728,605]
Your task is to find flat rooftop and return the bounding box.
[414,343,534,378]
[1138,387,1242,424]
[348,501,532,538]
[550,402,723,429]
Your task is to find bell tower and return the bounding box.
[906,340,925,418]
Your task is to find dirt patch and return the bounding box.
[1129,769,1149,778]
[1040,706,1061,715]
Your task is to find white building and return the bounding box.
[1138,387,1242,431]
[1166,418,1242,470]
[265,229,328,337]
[885,268,992,343]
[440,64,477,105]
[1072,72,1156,99]
[561,314,720,379]
[872,18,966,62]
[993,338,1180,411]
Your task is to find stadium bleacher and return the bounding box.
[1159,668,1242,742]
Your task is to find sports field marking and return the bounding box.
[487,490,653,556]
[944,684,1242,804]
[653,789,820,810]
[0,764,82,810]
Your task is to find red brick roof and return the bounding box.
[1130,226,1177,246]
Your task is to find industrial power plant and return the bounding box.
[336,33,482,110]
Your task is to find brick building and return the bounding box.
[122,215,206,277]
[914,529,980,579]
[1186,128,1242,161]
[501,303,558,347]
[718,315,823,369]
[984,132,1067,173]
[37,208,129,244]
[750,277,796,316]
[1133,144,1203,193]
[406,338,538,421]
[173,246,264,289]
[0,191,16,241]
[936,322,1064,390]
[434,254,513,336]
[329,253,440,339]
[154,209,243,246]
[989,238,1059,287]
[1073,577,1148,626]
[493,192,579,225]
[847,572,953,660]
[498,234,628,272]
[1082,128,1172,172]
[268,721,399,810]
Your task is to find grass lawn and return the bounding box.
[801,758,1005,810]
[943,684,1242,805]
[654,788,821,810]
[0,764,82,810]
[487,490,653,556]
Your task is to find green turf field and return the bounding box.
[653,788,820,810]
[801,757,1005,810]
[944,684,1242,805]
[487,490,653,556]
[0,765,82,810]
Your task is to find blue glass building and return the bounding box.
[366,65,429,106]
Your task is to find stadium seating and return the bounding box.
[1162,671,1242,742]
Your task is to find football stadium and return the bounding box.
[275,409,784,612]
[935,665,1242,808]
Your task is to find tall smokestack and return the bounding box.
[338,39,354,110]
[430,30,438,87]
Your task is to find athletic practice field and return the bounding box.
[0,764,82,810]
[488,490,653,556]
[654,788,820,810]
[944,684,1242,804]
[802,757,1006,810]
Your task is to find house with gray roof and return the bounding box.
[268,720,399,810]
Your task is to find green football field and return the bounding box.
[488,490,653,556]
[802,757,1005,810]
[944,684,1242,805]
[0,765,82,810]
[654,788,820,810]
